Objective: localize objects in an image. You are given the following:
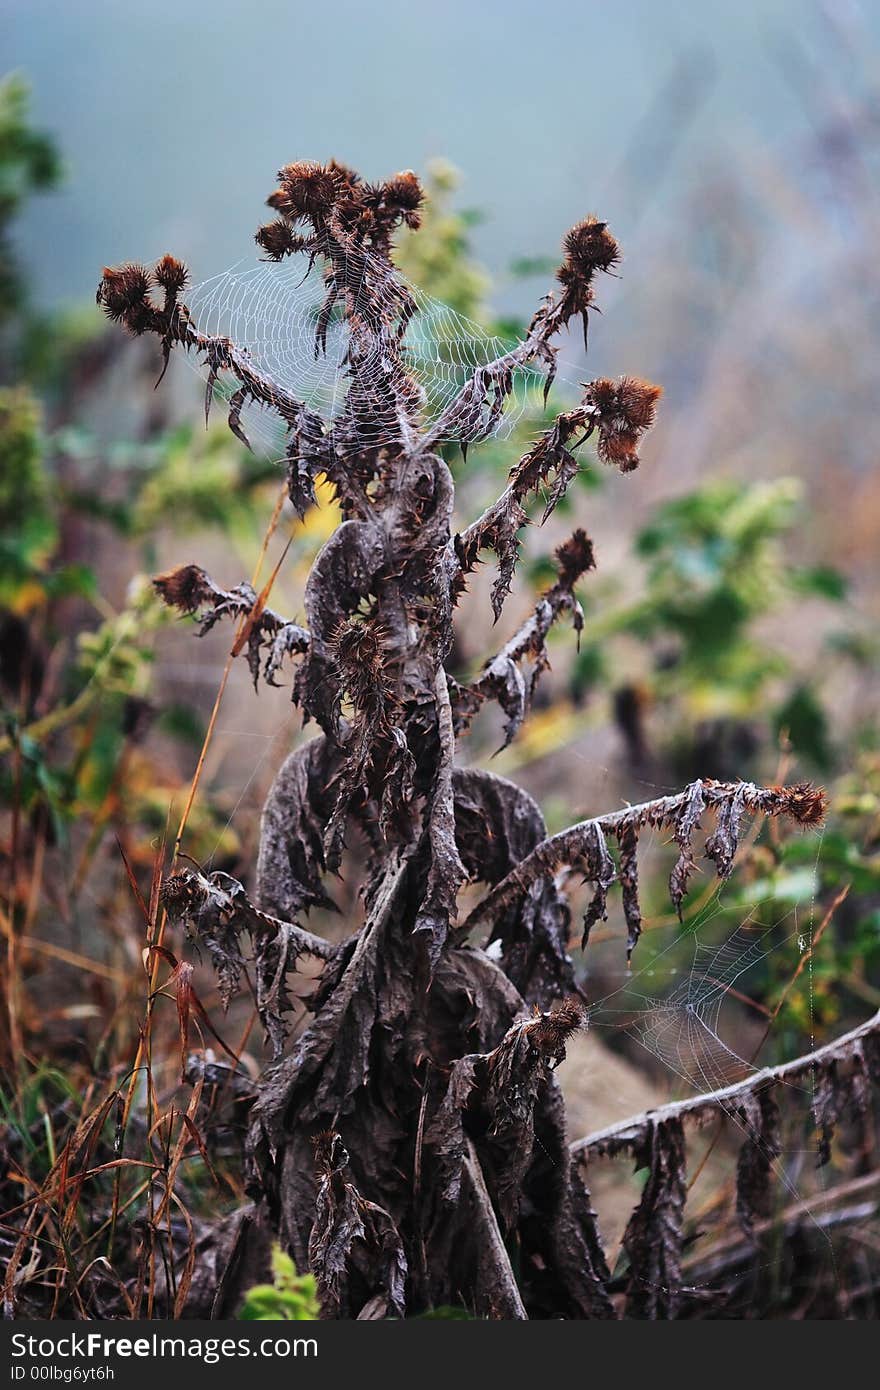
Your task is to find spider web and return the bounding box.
[576,821,846,1301]
[589,915,782,1093]
[582,827,822,1097]
[181,244,573,457]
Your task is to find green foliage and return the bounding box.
[631,477,802,690]
[238,1246,320,1320]
[0,386,56,598]
[0,1063,80,1184]
[563,476,860,774]
[134,423,276,538]
[0,74,62,330]
[774,684,831,771]
[396,159,490,319]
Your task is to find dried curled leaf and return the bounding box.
[453,767,574,1005]
[668,778,706,920]
[429,999,585,1232]
[452,530,594,749]
[735,1087,782,1240]
[580,823,617,949]
[309,1132,407,1319]
[704,781,746,879]
[616,821,642,964]
[621,1118,687,1319]
[256,736,340,921]
[160,865,334,1052]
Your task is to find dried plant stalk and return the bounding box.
[99,158,829,1320]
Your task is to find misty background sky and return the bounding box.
[7,0,880,315]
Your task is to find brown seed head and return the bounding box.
[153,254,189,295]
[554,529,596,589]
[153,564,212,614]
[382,170,425,227]
[97,263,154,332]
[158,869,203,917]
[528,997,586,1058]
[774,781,829,827]
[563,217,621,276]
[586,376,662,473]
[277,161,338,216]
[255,219,308,261]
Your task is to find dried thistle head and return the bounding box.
[380,170,425,228]
[332,616,395,715]
[96,263,154,333]
[255,219,309,261]
[586,376,663,472]
[556,215,621,319]
[554,528,596,590]
[772,781,829,827]
[526,997,586,1064]
[327,158,360,192]
[153,254,189,295]
[276,160,338,217]
[563,216,621,277]
[158,868,204,918]
[153,563,213,614]
[312,1129,349,1177]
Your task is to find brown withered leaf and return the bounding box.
[452,767,574,1005]
[704,781,747,879]
[256,737,339,920]
[616,822,643,963]
[735,1087,782,1240]
[160,865,335,1052]
[452,530,594,751]
[668,777,706,920]
[621,1117,687,1319]
[309,1132,407,1319]
[580,823,617,948]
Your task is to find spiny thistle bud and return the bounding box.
[153,563,213,614]
[153,254,189,295]
[255,218,308,261]
[327,158,361,192]
[96,263,154,332]
[772,781,829,827]
[381,170,425,228]
[562,216,621,278]
[277,160,338,217]
[586,376,663,472]
[554,217,622,342]
[332,616,394,715]
[526,997,586,1060]
[158,868,204,917]
[312,1129,348,1177]
[554,528,596,590]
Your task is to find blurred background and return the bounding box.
[2,0,880,1317]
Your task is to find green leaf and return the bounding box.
[791,566,848,601]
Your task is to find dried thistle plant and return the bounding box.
[99,158,834,1320]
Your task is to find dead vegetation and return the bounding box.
[12,153,869,1320]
